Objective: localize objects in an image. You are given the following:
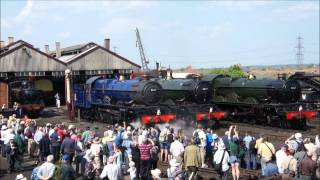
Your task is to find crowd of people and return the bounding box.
[0,114,320,180]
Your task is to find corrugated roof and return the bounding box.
[60,46,98,63]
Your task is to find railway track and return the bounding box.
[157,161,260,180]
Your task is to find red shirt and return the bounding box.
[139,143,153,160]
[57,129,65,142]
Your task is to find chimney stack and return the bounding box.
[8,37,14,45]
[55,42,61,58]
[104,38,110,50]
[45,45,49,53]
[0,41,4,48]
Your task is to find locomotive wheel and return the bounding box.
[243,97,258,104]
[213,96,225,102]
[226,93,239,103]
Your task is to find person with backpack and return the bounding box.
[243,132,257,170]
[294,143,307,178]
[228,125,240,180]
[280,149,297,179]
[258,136,275,176]
[213,142,230,180]
[205,128,214,168]
[159,126,169,162]
[285,133,304,153]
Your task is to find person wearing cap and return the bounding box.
[300,150,317,179]
[61,154,76,180]
[184,138,201,180]
[151,168,162,180]
[37,155,56,180]
[127,160,137,180]
[276,144,288,174]
[100,156,120,180]
[285,133,304,153]
[167,158,183,180]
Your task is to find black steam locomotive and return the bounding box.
[202,72,319,128]
[9,80,45,118]
[74,72,318,129]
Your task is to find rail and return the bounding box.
[158,161,260,180]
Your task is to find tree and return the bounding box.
[208,64,246,78]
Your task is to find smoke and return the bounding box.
[130,118,197,137]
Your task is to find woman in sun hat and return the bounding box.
[167,158,184,180]
[151,168,162,180]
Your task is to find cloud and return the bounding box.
[56,32,71,39]
[196,22,234,39]
[99,17,146,36]
[270,2,319,22]
[207,1,268,11]
[2,0,157,38]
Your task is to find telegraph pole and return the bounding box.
[296,36,304,66]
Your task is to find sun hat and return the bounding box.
[1,125,7,130]
[15,174,27,180]
[151,169,161,178]
[169,159,181,167]
[212,134,218,139]
[93,137,101,144]
[63,154,70,161]
[295,133,302,140]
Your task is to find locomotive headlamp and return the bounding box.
[298,105,303,111]
[209,107,213,113]
[156,109,161,116]
[302,94,306,100]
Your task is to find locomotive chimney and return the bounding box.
[55,42,61,58]
[8,37,14,45]
[45,45,49,53]
[104,38,110,50]
[0,41,4,48]
[156,62,159,71]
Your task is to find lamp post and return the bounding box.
[65,68,73,121]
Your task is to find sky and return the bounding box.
[1,0,319,69]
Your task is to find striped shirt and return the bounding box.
[139,143,153,160]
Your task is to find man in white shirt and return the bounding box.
[275,144,288,174]
[37,155,56,180]
[170,136,184,159]
[1,125,8,157]
[193,125,207,167]
[213,143,230,180]
[100,156,120,180]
